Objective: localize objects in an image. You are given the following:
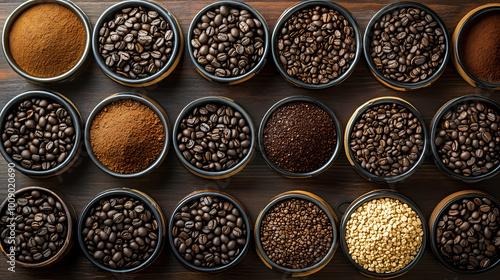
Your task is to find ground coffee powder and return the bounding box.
[90,100,165,174]
[9,3,86,78]
[460,11,500,83]
[263,101,336,173]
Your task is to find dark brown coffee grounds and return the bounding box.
[90,100,165,174]
[262,101,336,173]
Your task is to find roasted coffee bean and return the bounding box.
[0,189,68,263]
[277,5,356,84]
[435,102,500,176]
[349,103,424,177]
[172,195,247,267]
[191,5,265,78]
[1,98,76,171]
[177,103,251,172]
[81,195,159,270]
[260,198,333,269]
[369,7,446,83]
[436,196,500,271]
[98,6,173,79]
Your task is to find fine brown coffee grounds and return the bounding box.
[9,3,86,78]
[263,101,336,173]
[90,100,164,174]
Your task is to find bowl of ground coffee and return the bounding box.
[93,0,183,87]
[168,190,251,272]
[0,186,76,268]
[259,96,342,178]
[430,95,500,182]
[272,0,361,89]
[0,90,83,178]
[173,96,255,179]
[345,97,428,183]
[77,188,166,273]
[255,190,338,277]
[85,93,169,178]
[2,0,92,84]
[363,2,449,91]
[340,190,427,278]
[429,190,500,274]
[187,1,270,85]
[453,4,500,90]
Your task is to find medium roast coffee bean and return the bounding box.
[1,98,76,171]
[435,197,500,270]
[0,189,69,263]
[172,195,247,268]
[176,103,251,172]
[277,5,356,84]
[369,7,446,83]
[98,6,173,79]
[191,5,265,78]
[81,196,159,270]
[349,103,424,177]
[434,102,500,177]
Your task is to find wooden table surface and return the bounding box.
[1,0,499,279]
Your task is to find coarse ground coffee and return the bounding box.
[89,100,165,174]
[460,11,500,84]
[9,3,86,78]
[260,198,333,269]
[262,101,336,173]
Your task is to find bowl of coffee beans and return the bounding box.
[0,90,83,178]
[85,93,170,178]
[345,97,428,183]
[259,96,342,178]
[453,4,500,90]
[363,2,449,91]
[0,186,76,268]
[187,1,270,84]
[168,190,251,272]
[92,0,183,87]
[429,190,500,274]
[340,190,427,278]
[430,95,500,182]
[255,191,338,276]
[2,0,92,84]
[173,96,255,179]
[272,0,361,89]
[77,188,166,273]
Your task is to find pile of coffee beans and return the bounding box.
[277,5,356,84]
[177,103,251,172]
[2,98,76,171]
[260,198,333,269]
[263,101,337,173]
[0,189,69,263]
[349,103,424,177]
[369,7,446,83]
[190,5,265,78]
[172,195,247,268]
[98,6,174,79]
[436,196,500,270]
[81,195,159,270]
[435,102,500,177]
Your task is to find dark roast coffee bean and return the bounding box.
[436,196,500,271]
[277,5,356,84]
[0,189,68,263]
[435,102,500,177]
[191,5,265,77]
[81,195,159,270]
[172,195,247,267]
[1,98,76,171]
[369,7,446,83]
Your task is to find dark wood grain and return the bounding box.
[0,0,499,279]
